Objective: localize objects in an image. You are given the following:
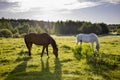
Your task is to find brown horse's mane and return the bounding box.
[50,36,57,49]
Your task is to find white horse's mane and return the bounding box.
[76,33,100,51]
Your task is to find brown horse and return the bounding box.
[24,33,58,58]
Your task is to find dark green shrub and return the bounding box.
[0,29,13,38]
[117,29,120,35]
[13,33,20,38]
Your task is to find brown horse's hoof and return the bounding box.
[29,54,31,56]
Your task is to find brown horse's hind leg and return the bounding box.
[41,46,45,58]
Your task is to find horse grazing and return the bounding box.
[24,33,58,58]
[76,33,100,51]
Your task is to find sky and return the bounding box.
[0,0,120,24]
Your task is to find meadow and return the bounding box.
[0,35,120,80]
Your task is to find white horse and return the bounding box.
[76,33,100,51]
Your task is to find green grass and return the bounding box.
[0,35,120,80]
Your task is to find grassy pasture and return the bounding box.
[0,35,120,80]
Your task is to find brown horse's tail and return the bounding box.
[24,35,32,56]
[24,35,27,45]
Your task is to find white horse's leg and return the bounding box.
[76,40,78,45]
[80,41,82,46]
[91,42,94,51]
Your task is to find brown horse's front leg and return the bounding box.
[41,46,45,58]
[46,46,49,58]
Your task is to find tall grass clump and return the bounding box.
[81,45,93,58]
[72,45,94,60]
[72,45,82,55]
[72,45,82,60]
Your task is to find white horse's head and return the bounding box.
[96,44,100,51]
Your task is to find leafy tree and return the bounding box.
[99,23,109,34]
[92,24,102,34]
[18,23,30,34]
[0,17,13,30]
[80,22,92,33]
[54,21,63,34]
[35,26,44,33]
[12,27,19,34]
[54,20,83,35]
[80,22,102,34]
[29,27,36,33]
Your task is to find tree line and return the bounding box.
[54,21,110,35]
[0,17,120,38]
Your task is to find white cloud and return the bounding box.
[0,0,102,21]
[6,0,101,13]
[0,0,19,12]
[104,0,120,4]
[78,0,120,4]
[1,0,119,13]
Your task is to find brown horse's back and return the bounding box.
[24,33,52,46]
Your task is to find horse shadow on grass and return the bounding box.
[5,57,62,80]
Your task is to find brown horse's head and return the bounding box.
[53,48,58,58]
[50,37,58,58]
